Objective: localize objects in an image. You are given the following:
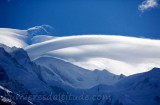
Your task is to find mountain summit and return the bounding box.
[27,25,54,36]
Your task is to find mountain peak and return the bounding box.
[147,67,160,75]
[0,47,5,53]
[27,25,54,36]
[0,47,9,57]
[151,67,160,71]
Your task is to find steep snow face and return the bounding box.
[34,56,125,88]
[0,46,52,93]
[0,45,70,105]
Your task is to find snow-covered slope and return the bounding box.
[80,68,160,105]
[110,68,160,105]
[0,85,34,105]
[0,45,71,105]
[34,56,125,88]
[0,45,52,93]
[0,44,124,89]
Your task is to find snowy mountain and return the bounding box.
[27,24,54,37]
[0,43,159,105]
[0,26,160,105]
[0,25,55,48]
[0,44,72,105]
[93,68,160,105]
[0,44,124,105]
[0,46,52,94]
[72,68,160,105]
[1,26,160,75]
[0,44,124,89]
[34,56,125,88]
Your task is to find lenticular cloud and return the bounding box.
[1,28,160,76]
[25,35,160,76]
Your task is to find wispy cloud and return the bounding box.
[139,0,158,12]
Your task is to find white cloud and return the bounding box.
[139,0,158,12]
[25,35,160,76]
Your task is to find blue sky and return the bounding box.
[0,0,160,38]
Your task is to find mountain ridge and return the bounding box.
[0,44,160,105]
